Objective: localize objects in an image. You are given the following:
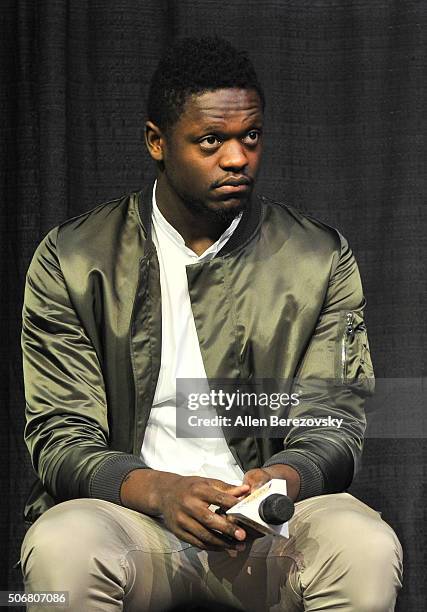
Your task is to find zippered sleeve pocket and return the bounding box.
[335,309,375,396]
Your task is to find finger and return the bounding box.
[243,469,271,490]
[178,484,242,515]
[217,510,250,540]
[182,515,246,550]
[226,484,251,496]
[224,516,264,541]
[225,514,254,536]
[200,487,249,511]
[241,524,265,540]
[172,513,224,550]
[210,479,250,494]
[180,529,246,552]
[225,514,240,526]
[189,502,247,541]
[173,527,211,550]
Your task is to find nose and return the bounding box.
[219,139,248,171]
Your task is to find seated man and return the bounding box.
[20,36,402,611]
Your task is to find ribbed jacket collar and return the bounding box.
[137,179,263,258]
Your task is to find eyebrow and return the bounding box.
[200,122,262,131]
[194,123,263,138]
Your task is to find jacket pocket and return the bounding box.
[336,310,375,395]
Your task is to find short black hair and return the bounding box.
[147,36,265,133]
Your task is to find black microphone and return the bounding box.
[258,493,295,524]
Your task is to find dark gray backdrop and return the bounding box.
[2,1,426,610]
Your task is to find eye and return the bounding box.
[199,135,222,150]
[242,130,261,146]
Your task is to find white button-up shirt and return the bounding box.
[140,181,245,485]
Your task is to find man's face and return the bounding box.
[157,88,264,222]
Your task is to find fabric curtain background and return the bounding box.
[1,1,426,609]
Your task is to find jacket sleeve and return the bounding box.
[22,227,148,506]
[263,233,374,500]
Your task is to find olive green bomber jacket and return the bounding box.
[21,183,374,525]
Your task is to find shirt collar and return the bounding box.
[151,179,243,261]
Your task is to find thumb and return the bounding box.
[243,468,272,491]
[211,479,250,494]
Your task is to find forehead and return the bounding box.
[176,88,263,131]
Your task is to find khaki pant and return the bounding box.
[21,493,402,612]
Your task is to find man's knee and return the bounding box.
[294,495,403,610]
[307,500,402,575]
[320,503,401,566]
[21,498,127,582]
[341,513,403,611]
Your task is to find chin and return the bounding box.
[206,197,248,221]
[182,194,248,224]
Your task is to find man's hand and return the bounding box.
[242,465,301,501]
[241,467,274,492]
[120,469,250,550]
[224,465,300,541]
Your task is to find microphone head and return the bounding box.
[258,493,295,524]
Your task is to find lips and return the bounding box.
[214,184,250,195]
[213,177,252,195]
[216,177,252,188]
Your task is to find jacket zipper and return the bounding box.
[341,311,354,383]
[129,258,145,455]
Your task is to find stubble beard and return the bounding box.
[162,167,251,224]
[182,195,249,225]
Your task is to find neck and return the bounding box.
[154,174,234,253]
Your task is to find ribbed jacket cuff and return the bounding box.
[89,453,148,506]
[263,451,325,501]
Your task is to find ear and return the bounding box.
[145,121,165,161]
